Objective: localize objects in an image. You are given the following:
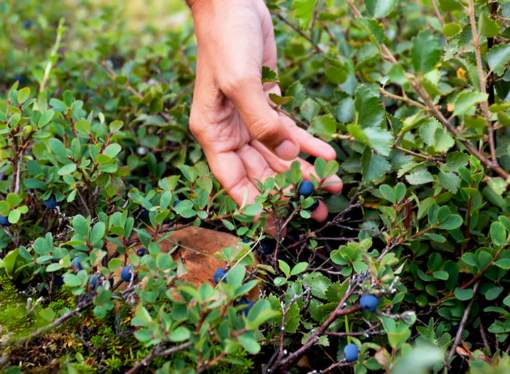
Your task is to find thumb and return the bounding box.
[223,77,300,160]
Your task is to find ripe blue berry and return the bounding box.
[0,214,11,227]
[71,257,83,271]
[298,180,314,197]
[23,20,32,28]
[238,299,254,316]
[55,276,64,286]
[261,244,272,254]
[43,195,59,209]
[173,199,182,207]
[344,343,359,362]
[359,295,379,313]
[90,276,97,289]
[213,268,228,284]
[121,265,136,282]
[136,247,147,256]
[139,208,149,219]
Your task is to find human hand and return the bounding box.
[188,0,342,223]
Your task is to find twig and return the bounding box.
[468,0,496,164]
[125,342,193,374]
[380,87,428,110]
[320,360,353,373]
[271,12,324,54]
[478,317,491,354]
[392,144,444,162]
[430,0,445,28]
[437,246,505,304]
[446,280,481,364]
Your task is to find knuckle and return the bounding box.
[251,118,280,143]
[188,114,203,138]
[221,73,256,97]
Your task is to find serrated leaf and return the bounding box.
[453,91,489,117]
[364,0,398,18]
[310,115,337,141]
[355,85,384,128]
[292,0,318,29]
[438,171,460,193]
[406,170,434,185]
[479,12,499,38]
[361,149,391,183]
[433,127,454,152]
[487,45,510,74]
[412,30,441,74]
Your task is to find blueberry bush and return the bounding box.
[1,0,510,373]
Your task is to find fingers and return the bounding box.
[222,76,300,161]
[250,140,343,195]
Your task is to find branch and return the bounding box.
[437,246,504,304]
[468,0,496,164]
[271,12,324,54]
[445,280,481,364]
[125,342,193,374]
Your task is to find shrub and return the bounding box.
[1,0,510,373]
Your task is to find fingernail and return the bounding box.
[275,140,299,160]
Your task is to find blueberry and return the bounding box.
[121,199,128,208]
[452,323,459,333]
[90,276,97,289]
[136,247,147,256]
[14,75,24,84]
[288,196,319,212]
[277,253,286,261]
[173,199,182,207]
[121,265,136,282]
[213,268,228,284]
[71,257,83,271]
[238,299,254,316]
[261,244,272,254]
[298,180,314,197]
[43,195,59,209]
[344,343,359,362]
[359,295,379,313]
[55,276,64,286]
[242,239,252,244]
[139,208,149,219]
[23,20,32,28]
[0,214,11,227]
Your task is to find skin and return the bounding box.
[187,0,343,227]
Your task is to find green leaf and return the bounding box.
[243,202,263,216]
[379,184,396,203]
[453,91,489,117]
[291,262,308,276]
[490,221,507,246]
[479,13,499,38]
[40,307,56,322]
[39,110,55,127]
[358,17,385,45]
[355,85,384,128]
[74,119,91,134]
[292,0,318,29]
[72,215,89,237]
[364,127,394,156]
[103,144,122,158]
[406,170,434,185]
[169,327,190,342]
[8,209,20,224]
[58,164,76,176]
[439,214,462,230]
[269,93,293,106]
[238,332,261,354]
[433,127,454,152]
[286,81,306,107]
[438,171,460,193]
[446,152,469,170]
[17,87,30,104]
[438,0,463,12]
[325,66,348,85]
[495,258,510,269]
[90,222,106,245]
[361,149,391,183]
[412,30,441,74]
[487,44,510,75]
[454,287,473,300]
[336,98,355,124]
[420,118,441,146]
[364,0,398,18]
[262,66,279,83]
[442,23,461,37]
[279,260,291,277]
[300,98,320,122]
[309,115,337,141]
